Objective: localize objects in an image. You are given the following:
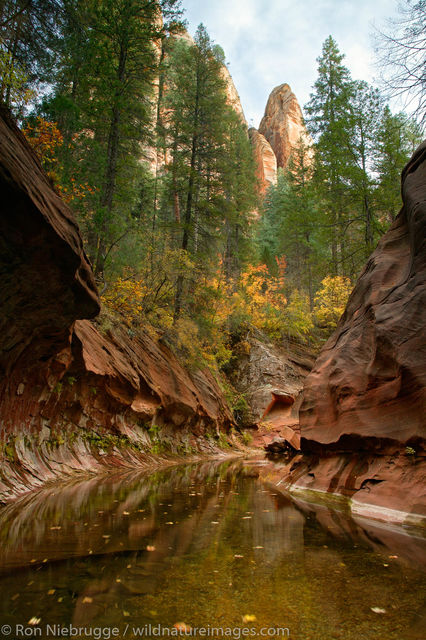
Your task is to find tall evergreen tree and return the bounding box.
[305,36,354,275]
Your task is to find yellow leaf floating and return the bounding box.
[48,589,55,595]
[146,545,155,551]
[242,615,257,623]
[82,597,93,604]
[28,618,41,625]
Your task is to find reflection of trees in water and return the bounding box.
[0,459,425,635]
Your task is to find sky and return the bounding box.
[181,0,401,127]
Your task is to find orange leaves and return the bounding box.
[22,117,63,167]
[22,117,96,204]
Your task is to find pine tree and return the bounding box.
[374,107,423,224]
[305,36,355,276]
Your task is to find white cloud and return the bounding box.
[181,0,400,126]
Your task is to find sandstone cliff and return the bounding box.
[248,128,277,194]
[0,110,233,503]
[278,142,426,525]
[258,83,310,169]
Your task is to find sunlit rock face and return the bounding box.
[248,128,277,194]
[220,63,247,124]
[259,83,309,169]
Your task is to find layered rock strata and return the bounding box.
[284,142,426,525]
[0,109,232,503]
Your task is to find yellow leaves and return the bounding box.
[313,275,352,331]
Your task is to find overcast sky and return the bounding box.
[181,0,400,127]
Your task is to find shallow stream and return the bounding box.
[0,459,424,639]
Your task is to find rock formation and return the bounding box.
[248,128,277,194]
[300,142,426,449]
[220,63,246,124]
[227,330,314,450]
[0,109,232,503]
[279,142,426,525]
[258,83,310,169]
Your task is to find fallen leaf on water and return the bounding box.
[30,559,37,563]
[242,615,256,623]
[389,555,398,559]
[123,511,130,515]
[83,597,93,604]
[50,526,61,530]
[42,559,48,563]
[116,579,121,583]
[57,597,63,603]
[146,545,155,551]
[371,607,386,614]
[102,535,111,539]
[173,622,192,632]
[11,594,19,601]
[127,564,132,569]
[89,550,93,555]
[123,611,130,617]
[234,554,244,558]
[242,516,251,520]
[211,521,219,525]
[47,590,55,595]
[165,522,174,525]
[28,617,41,625]
[254,546,264,549]
[383,563,389,567]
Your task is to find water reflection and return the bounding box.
[0,459,424,639]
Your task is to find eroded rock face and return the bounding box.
[0,107,100,373]
[248,128,277,194]
[0,110,232,503]
[228,331,314,449]
[220,63,247,124]
[259,83,309,169]
[300,142,426,450]
[290,142,426,525]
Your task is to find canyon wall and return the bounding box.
[279,142,426,525]
[0,109,232,503]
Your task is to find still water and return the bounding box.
[0,459,425,640]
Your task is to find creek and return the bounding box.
[0,459,424,639]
